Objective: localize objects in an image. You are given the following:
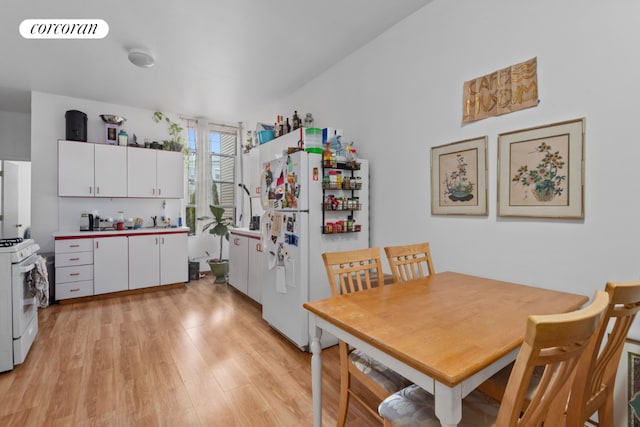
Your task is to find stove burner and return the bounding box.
[0,237,24,247]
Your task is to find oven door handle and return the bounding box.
[17,262,36,274]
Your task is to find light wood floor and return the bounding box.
[0,277,380,426]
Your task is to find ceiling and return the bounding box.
[0,0,432,122]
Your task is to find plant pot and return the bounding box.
[208,260,229,284]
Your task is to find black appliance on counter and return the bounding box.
[65,110,87,142]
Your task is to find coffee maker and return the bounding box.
[80,213,100,231]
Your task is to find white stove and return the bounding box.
[0,237,41,372]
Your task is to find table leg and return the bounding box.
[434,381,462,427]
[309,319,323,427]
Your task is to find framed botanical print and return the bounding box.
[497,118,585,218]
[614,339,640,426]
[431,136,488,215]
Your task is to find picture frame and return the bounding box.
[431,136,488,215]
[614,339,640,426]
[497,118,585,218]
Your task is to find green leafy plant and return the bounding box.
[512,142,566,201]
[152,111,184,152]
[198,205,233,261]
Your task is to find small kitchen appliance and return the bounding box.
[65,110,87,142]
[100,114,126,145]
[80,213,94,231]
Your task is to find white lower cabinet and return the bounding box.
[94,236,129,295]
[55,231,188,300]
[229,234,249,294]
[55,238,94,299]
[129,232,187,289]
[159,233,188,285]
[247,238,263,303]
[128,234,160,290]
[229,231,262,303]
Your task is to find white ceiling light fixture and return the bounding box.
[128,48,155,68]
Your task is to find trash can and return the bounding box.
[40,252,56,304]
[188,261,200,282]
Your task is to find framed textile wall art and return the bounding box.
[431,136,488,215]
[497,118,585,218]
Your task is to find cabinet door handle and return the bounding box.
[69,257,80,261]
[96,241,99,249]
[96,186,100,194]
[70,288,80,292]
[69,273,80,276]
[69,244,80,248]
[158,188,162,195]
[256,243,262,252]
[89,187,92,194]
[152,188,156,196]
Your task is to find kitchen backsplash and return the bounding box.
[58,197,183,232]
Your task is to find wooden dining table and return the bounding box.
[303,271,588,427]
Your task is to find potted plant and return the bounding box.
[152,111,185,152]
[199,205,233,283]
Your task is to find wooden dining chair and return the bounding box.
[378,290,609,427]
[566,281,640,426]
[322,247,412,426]
[384,242,435,282]
[479,281,640,427]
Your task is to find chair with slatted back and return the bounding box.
[478,280,640,427]
[322,247,412,426]
[384,242,435,282]
[378,291,609,427]
[565,281,640,427]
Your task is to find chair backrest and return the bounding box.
[384,242,435,282]
[496,291,609,426]
[322,247,384,296]
[567,281,640,425]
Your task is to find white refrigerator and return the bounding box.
[260,150,369,351]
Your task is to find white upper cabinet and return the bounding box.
[57,140,131,198]
[157,150,184,199]
[127,147,184,198]
[94,144,127,197]
[58,140,95,196]
[127,147,157,197]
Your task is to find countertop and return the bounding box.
[53,226,190,239]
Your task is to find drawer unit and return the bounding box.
[55,280,94,299]
[56,265,94,284]
[55,251,93,267]
[55,238,93,253]
[55,237,94,300]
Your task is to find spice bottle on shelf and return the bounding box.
[323,141,333,167]
[292,111,301,130]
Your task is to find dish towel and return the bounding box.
[32,255,50,308]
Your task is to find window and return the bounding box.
[184,120,238,241]
[207,124,237,224]
[185,125,197,235]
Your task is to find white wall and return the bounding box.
[0,110,30,161]
[254,0,640,333]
